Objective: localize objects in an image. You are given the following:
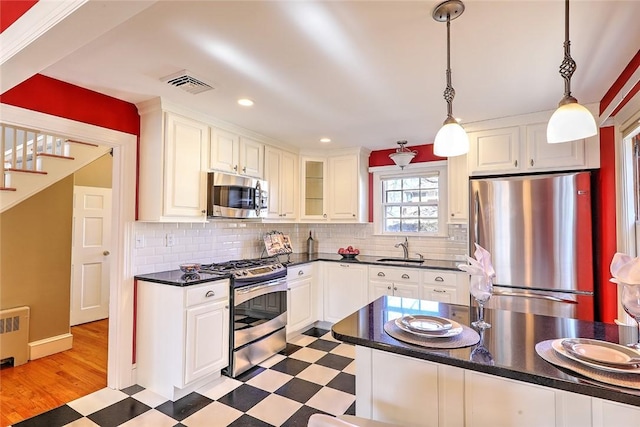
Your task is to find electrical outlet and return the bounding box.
[135,234,145,249]
[166,233,175,247]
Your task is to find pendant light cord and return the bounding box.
[443,14,456,121]
[559,0,576,101]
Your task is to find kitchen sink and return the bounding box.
[376,258,425,264]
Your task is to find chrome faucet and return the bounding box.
[395,237,409,259]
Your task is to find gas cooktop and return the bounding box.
[199,256,286,282]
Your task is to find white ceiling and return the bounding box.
[8,1,640,150]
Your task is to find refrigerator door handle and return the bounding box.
[492,290,578,304]
[473,190,480,245]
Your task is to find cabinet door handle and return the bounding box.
[201,209,206,214]
[394,286,398,291]
[514,160,518,167]
[287,288,291,291]
[530,159,534,167]
[233,165,238,172]
[435,276,444,282]
[225,305,229,309]
[298,270,304,276]
[243,166,247,173]
[401,274,410,279]
[323,213,327,218]
[205,290,216,297]
[387,286,392,290]
[377,272,385,277]
[352,214,356,217]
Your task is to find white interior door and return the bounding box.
[71,186,112,326]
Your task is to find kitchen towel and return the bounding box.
[610,252,640,284]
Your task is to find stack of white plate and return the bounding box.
[395,315,463,338]
[551,338,640,374]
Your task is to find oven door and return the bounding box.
[234,278,287,349]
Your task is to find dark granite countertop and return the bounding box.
[283,252,460,271]
[332,296,640,407]
[134,270,231,286]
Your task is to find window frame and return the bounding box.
[371,162,448,237]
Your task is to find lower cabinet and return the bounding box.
[421,270,469,306]
[286,263,316,335]
[356,347,640,427]
[323,262,368,323]
[136,279,230,400]
[369,266,420,301]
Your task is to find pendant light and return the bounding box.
[432,0,469,157]
[547,0,597,144]
[389,141,417,169]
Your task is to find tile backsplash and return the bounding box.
[132,220,468,275]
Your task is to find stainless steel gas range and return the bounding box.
[199,257,287,377]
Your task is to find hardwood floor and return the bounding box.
[0,319,108,427]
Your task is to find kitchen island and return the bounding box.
[332,296,640,427]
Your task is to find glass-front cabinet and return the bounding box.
[301,157,327,220]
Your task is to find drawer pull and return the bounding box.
[401,274,410,279]
[340,264,350,267]
[205,290,216,298]
[435,276,444,282]
[298,270,304,276]
[377,272,385,277]
[433,289,447,293]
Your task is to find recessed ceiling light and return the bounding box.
[238,98,254,106]
[320,138,331,143]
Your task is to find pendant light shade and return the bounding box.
[389,141,417,169]
[434,119,469,157]
[432,0,469,157]
[546,0,597,144]
[547,100,597,143]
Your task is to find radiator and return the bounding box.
[0,306,30,366]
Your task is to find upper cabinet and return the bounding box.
[447,153,469,223]
[300,148,370,223]
[468,115,599,176]
[138,103,208,222]
[209,127,264,179]
[264,146,298,220]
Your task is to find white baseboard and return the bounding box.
[29,333,73,360]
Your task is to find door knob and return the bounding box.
[103,251,110,256]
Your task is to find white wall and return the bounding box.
[132,221,468,275]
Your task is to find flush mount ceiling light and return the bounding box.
[389,140,417,169]
[547,0,597,144]
[432,0,469,158]
[237,98,254,107]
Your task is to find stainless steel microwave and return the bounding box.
[207,172,268,219]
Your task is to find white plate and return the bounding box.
[395,317,463,338]
[561,338,640,367]
[551,339,640,374]
[400,315,453,333]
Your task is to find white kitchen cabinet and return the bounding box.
[356,346,464,427]
[369,266,420,301]
[323,262,368,323]
[209,127,264,178]
[468,126,521,174]
[300,148,370,223]
[137,104,208,222]
[264,146,298,219]
[136,279,230,400]
[447,153,469,223]
[468,115,599,176]
[421,270,469,306]
[286,263,316,335]
[525,122,586,169]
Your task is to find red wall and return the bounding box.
[1,74,140,136]
[0,0,38,33]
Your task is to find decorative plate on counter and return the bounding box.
[395,316,462,338]
[400,315,453,333]
[560,338,640,367]
[551,339,640,374]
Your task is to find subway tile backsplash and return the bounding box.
[132,221,468,275]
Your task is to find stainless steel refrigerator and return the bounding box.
[469,171,595,321]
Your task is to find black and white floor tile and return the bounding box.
[12,327,356,427]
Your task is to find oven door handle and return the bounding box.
[236,279,285,295]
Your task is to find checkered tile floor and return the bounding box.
[12,327,356,427]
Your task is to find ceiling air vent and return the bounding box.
[161,70,214,95]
